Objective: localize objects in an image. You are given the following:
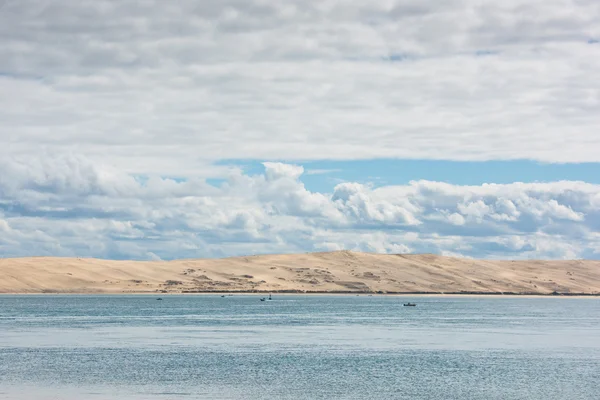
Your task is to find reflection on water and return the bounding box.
[1,295,599,399]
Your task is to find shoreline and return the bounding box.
[1,291,599,298]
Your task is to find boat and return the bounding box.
[260,298,266,301]
[403,302,416,307]
[221,295,225,298]
[156,298,163,301]
[268,294,272,300]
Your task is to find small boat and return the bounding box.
[268,294,272,300]
[156,298,163,301]
[403,302,416,307]
[260,298,266,301]
[221,295,225,298]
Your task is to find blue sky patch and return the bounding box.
[216,159,600,192]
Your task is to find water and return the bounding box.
[1,295,599,399]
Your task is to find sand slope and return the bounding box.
[1,251,599,295]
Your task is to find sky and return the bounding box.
[0,0,599,260]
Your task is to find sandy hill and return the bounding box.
[1,251,599,295]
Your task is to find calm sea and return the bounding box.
[0,295,599,399]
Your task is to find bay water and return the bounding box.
[1,295,599,399]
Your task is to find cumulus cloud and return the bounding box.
[0,0,599,176]
[0,156,598,260]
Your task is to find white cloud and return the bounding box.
[458,200,491,222]
[447,213,466,226]
[0,0,599,176]
[332,182,421,226]
[0,156,599,260]
[1,1,599,260]
[263,162,305,181]
[0,218,10,232]
[305,169,342,175]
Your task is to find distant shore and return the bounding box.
[2,251,600,295]
[2,291,599,297]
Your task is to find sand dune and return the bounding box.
[1,251,599,295]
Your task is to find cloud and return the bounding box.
[305,169,342,175]
[0,156,599,260]
[263,162,304,181]
[0,0,599,177]
[332,182,421,226]
[1,2,599,260]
